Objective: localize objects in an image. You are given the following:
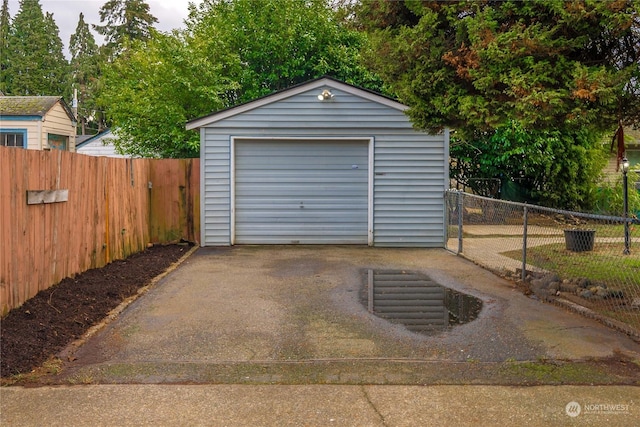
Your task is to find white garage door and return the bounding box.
[234,139,370,244]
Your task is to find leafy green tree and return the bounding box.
[6,0,69,96]
[187,0,382,103]
[99,31,236,157]
[70,12,102,134]
[101,0,381,157]
[0,0,11,93]
[358,0,640,209]
[94,0,158,58]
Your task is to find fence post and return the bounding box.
[457,191,464,254]
[522,203,528,281]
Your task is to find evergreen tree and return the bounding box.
[94,0,158,58]
[359,0,640,135]
[0,0,11,93]
[43,11,69,95]
[7,0,69,96]
[70,12,102,134]
[358,0,640,209]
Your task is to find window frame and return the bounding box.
[0,129,27,148]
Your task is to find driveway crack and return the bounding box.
[360,386,388,426]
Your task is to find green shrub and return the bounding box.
[594,170,640,216]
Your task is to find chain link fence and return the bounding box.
[445,190,640,334]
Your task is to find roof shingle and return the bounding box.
[0,96,75,122]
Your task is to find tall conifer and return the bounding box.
[94,0,158,58]
[8,0,69,96]
[70,12,101,133]
[0,0,11,93]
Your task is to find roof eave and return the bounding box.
[56,98,77,124]
[76,129,112,148]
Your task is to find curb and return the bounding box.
[58,245,199,362]
[552,296,640,343]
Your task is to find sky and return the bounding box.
[6,0,194,58]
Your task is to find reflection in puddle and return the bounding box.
[364,270,482,333]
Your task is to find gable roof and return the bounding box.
[0,96,76,122]
[186,76,407,130]
[75,129,112,149]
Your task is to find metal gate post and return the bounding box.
[457,191,464,254]
[522,204,528,281]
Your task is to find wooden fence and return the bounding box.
[0,147,199,314]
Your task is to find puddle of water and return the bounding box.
[364,270,482,333]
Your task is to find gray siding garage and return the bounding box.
[187,77,449,247]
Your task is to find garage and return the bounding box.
[187,77,449,247]
[234,138,371,244]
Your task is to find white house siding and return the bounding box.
[76,139,124,157]
[76,131,128,158]
[197,81,447,247]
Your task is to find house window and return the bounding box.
[47,133,68,150]
[0,130,26,148]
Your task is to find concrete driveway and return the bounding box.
[55,246,640,385]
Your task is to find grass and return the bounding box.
[503,241,640,330]
[448,222,637,238]
[503,243,640,287]
[0,357,63,386]
[498,360,617,384]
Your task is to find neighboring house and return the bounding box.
[0,96,76,151]
[75,129,129,158]
[187,76,449,247]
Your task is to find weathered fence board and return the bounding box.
[0,147,200,314]
[148,159,200,244]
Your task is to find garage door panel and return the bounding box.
[234,140,369,244]
[236,188,367,198]
[236,212,367,222]
[235,224,368,244]
[237,157,367,168]
[236,200,368,209]
[236,171,368,181]
[235,181,368,190]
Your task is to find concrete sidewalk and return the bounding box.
[2,384,639,426]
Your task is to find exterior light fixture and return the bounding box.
[317,89,333,101]
[622,156,630,255]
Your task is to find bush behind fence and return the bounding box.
[445,190,640,332]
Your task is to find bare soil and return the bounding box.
[1,244,190,378]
